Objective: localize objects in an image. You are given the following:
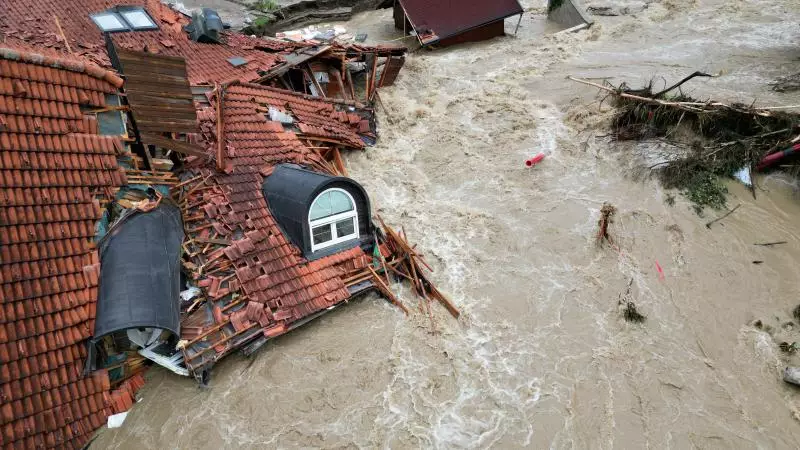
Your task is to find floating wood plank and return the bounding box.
[114,47,199,135]
[368,266,409,315]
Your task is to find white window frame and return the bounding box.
[119,9,158,30]
[90,7,159,33]
[90,12,130,32]
[309,188,359,252]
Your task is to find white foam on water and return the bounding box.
[93,2,800,449]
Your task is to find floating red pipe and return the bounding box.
[756,143,800,171]
[525,153,546,167]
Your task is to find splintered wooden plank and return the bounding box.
[113,45,199,134]
[124,104,197,119]
[126,88,195,102]
[124,76,192,94]
[137,120,198,134]
[118,60,189,78]
[116,49,186,68]
[379,56,405,87]
[140,133,209,158]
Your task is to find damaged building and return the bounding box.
[393,0,524,47]
[1,0,406,103]
[0,0,454,448]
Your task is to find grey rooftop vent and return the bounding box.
[186,8,224,43]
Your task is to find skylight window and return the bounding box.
[120,10,157,29]
[90,7,159,32]
[91,12,129,32]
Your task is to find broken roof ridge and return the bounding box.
[335,42,409,53]
[228,80,362,108]
[0,46,124,88]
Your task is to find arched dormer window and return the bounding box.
[309,188,359,251]
[263,164,372,260]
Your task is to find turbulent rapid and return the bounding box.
[95,1,800,448]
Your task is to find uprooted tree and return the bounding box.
[571,73,800,213]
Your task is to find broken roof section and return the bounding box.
[176,82,375,374]
[0,45,126,449]
[223,83,370,149]
[396,0,523,46]
[0,0,407,95]
[547,0,594,30]
[111,47,199,136]
[108,45,211,159]
[0,0,287,85]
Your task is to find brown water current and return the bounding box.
[95,1,800,448]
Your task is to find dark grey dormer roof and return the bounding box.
[263,164,372,259]
[94,202,184,340]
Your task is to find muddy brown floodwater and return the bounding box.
[95,1,800,448]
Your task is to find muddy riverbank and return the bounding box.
[95,1,800,448]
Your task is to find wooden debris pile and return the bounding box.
[378,216,460,327]
[303,140,350,176]
[571,74,800,212]
[124,169,180,186]
[320,215,461,328]
[167,172,253,374]
[255,43,407,106]
[597,202,616,246]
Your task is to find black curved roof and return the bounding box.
[94,201,184,339]
[263,164,372,258]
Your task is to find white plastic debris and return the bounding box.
[278,25,350,43]
[269,107,294,124]
[733,166,752,187]
[169,2,194,17]
[314,71,330,84]
[180,286,202,302]
[107,411,129,428]
[784,366,800,386]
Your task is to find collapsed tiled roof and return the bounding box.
[398,0,523,41]
[0,0,290,85]
[0,0,432,444]
[177,84,372,371]
[0,46,126,449]
[223,83,369,149]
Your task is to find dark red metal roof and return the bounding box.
[398,0,523,42]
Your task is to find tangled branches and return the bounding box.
[571,74,800,212]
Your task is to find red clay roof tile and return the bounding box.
[1,1,296,86]
[178,82,374,371]
[0,45,124,449]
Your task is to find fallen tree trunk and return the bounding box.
[570,74,800,212]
